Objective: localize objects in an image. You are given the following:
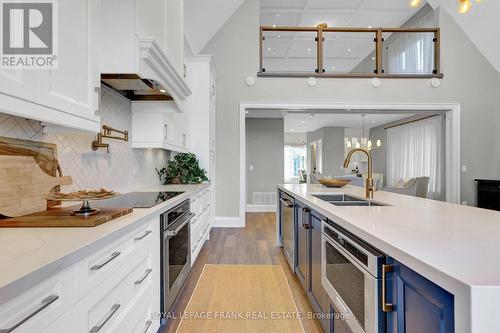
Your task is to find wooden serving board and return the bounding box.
[0,155,73,217]
[0,136,62,208]
[0,206,133,228]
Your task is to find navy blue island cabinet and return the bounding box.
[386,258,454,333]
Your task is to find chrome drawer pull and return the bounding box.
[134,230,152,241]
[144,320,152,332]
[90,252,121,271]
[90,304,120,332]
[134,269,153,285]
[0,295,59,333]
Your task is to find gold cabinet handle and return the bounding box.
[382,264,394,312]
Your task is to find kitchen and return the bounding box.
[1,0,500,333]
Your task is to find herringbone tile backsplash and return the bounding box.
[0,87,169,193]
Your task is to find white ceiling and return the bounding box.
[260,0,426,72]
[245,109,415,133]
[284,113,413,133]
[184,0,245,54]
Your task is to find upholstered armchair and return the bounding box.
[384,177,430,198]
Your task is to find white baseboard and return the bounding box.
[213,216,245,228]
[246,204,276,212]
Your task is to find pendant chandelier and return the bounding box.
[409,0,482,14]
[345,114,381,151]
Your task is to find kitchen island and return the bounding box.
[278,183,500,333]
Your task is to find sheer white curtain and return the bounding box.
[387,8,435,74]
[386,115,445,200]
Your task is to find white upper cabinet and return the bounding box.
[166,0,184,75]
[100,0,190,103]
[131,101,188,153]
[36,0,100,128]
[0,0,101,132]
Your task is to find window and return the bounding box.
[386,115,445,200]
[284,145,307,183]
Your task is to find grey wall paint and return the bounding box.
[306,127,345,177]
[246,118,284,204]
[202,0,500,216]
[368,125,387,184]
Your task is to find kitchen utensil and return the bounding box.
[0,155,72,217]
[44,190,120,216]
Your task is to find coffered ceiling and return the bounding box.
[260,0,426,72]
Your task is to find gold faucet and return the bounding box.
[343,148,374,199]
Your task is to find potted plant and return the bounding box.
[156,153,208,184]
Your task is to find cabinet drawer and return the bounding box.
[42,308,77,333]
[76,223,153,299]
[116,284,159,333]
[0,265,76,333]
[76,252,153,333]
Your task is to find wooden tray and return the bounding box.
[0,206,133,228]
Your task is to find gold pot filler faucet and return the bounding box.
[343,148,374,199]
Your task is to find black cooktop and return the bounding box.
[98,191,185,208]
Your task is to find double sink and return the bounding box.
[312,193,387,206]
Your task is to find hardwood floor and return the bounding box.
[161,212,323,333]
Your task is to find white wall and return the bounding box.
[246,118,284,205]
[0,87,169,194]
[202,0,500,216]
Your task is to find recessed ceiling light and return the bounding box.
[347,48,352,52]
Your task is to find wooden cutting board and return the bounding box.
[0,206,133,227]
[0,155,73,217]
[0,136,62,208]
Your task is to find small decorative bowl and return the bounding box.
[318,178,351,188]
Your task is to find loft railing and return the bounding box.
[259,26,443,79]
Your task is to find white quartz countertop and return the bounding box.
[278,184,500,332]
[0,183,211,305]
[279,184,500,288]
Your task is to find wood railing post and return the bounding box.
[259,26,264,72]
[316,28,323,74]
[375,29,383,75]
[434,28,441,75]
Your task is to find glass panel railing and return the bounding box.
[382,31,436,75]
[261,29,318,74]
[259,27,441,78]
[323,31,377,75]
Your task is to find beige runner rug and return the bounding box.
[175,264,305,333]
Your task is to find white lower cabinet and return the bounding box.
[0,265,76,333]
[190,187,213,263]
[0,217,160,333]
[42,308,77,333]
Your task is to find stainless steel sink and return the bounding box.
[312,194,388,206]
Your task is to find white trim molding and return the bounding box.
[246,204,277,213]
[239,102,461,225]
[138,38,192,101]
[213,217,245,228]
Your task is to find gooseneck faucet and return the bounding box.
[343,148,374,199]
